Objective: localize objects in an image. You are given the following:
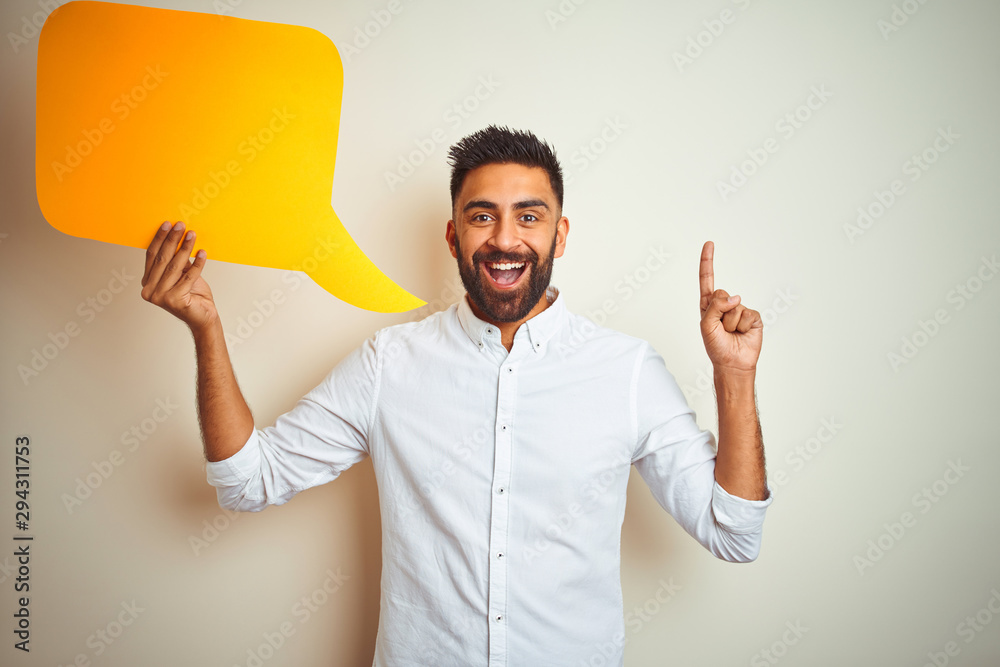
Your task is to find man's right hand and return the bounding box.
[141,221,217,334]
[141,221,252,461]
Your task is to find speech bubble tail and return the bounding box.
[304,208,425,313]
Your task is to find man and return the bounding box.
[141,125,772,666]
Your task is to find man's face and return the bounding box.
[446,163,569,324]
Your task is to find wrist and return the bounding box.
[713,366,756,405]
[190,316,224,348]
[713,365,756,384]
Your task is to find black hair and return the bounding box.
[447,125,564,210]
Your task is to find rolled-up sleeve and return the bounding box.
[630,343,773,562]
[204,334,379,512]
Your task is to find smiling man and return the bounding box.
[141,125,772,666]
[447,157,568,347]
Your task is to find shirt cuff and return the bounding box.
[204,430,261,488]
[711,480,774,535]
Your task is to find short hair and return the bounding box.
[447,125,564,210]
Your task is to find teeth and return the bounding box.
[487,262,525,270]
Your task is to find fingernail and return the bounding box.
[160,221,171,231]
[728,295,739,304]
[173,221,185,230]
[185,231,195,241]
[196,249,206,259]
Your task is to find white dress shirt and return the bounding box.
[205,288,772,666]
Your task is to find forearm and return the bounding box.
[713,368,768,501]
[192,320,254,462]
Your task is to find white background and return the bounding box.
[2,0,999,665]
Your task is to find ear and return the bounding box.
[553,216,569,259]
[445,219,458,259]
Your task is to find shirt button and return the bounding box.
[500,425,508,432]
[496,487,505,494]
[478,341,484,348]
[506,366,513,373]
[497,552,504,559]
[495,614,503,622]
[486,327,494,334]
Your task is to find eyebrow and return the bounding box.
[463,199,497,212]
[462,199,550,213]
[514,199,549,211]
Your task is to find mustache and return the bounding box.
[472,248,539,265]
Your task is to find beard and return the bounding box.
[454,232,557,324]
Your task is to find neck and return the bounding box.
[467,291,553,352]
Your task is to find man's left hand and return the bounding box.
[699,241,763,374]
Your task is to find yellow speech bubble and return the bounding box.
[36,1,424,313]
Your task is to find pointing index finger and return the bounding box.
[699,241,714,310]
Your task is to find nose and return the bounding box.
[488,215,521,253]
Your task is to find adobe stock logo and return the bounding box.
[671,0,758,73]
[17,268,135,386]
[716,86,833,202]
[844,127,959,244]
[886,253,997,372]
[49,65,169,183]
[62,398,178,514]
[749,620,809,667]
[921,588,1000,667]
[853,460,970,576]
[383,75,501,192]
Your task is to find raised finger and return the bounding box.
[142,221,173,287]
[699,241,715,311]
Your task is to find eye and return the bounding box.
[471,213,493,223]
[520,214,538,223]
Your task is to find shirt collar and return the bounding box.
[457,286,565,354]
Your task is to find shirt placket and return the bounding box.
[487,343,518,667]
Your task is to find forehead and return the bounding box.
[456,163,556,208]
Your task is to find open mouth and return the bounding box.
[483,261,528,288]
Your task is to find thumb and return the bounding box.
[703,289,740,320]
